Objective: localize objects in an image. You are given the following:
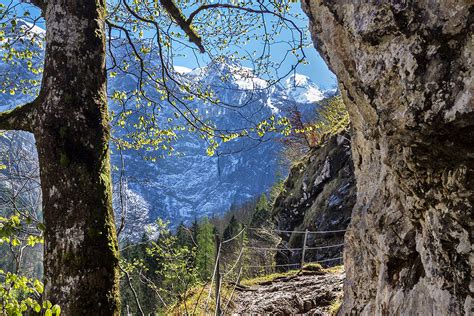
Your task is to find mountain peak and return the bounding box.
[286,73,311,88]
[285,73,324,104]
[14,19,45,38]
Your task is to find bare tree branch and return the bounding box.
[159,0,205,53]
[0,99,38,132]
[120,264,145,316]
[22,0,45,12]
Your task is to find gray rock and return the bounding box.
[302,1,473,314]
[273,132,355,267]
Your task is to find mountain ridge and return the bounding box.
[0,21,334,238]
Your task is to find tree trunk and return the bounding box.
[0,0,208,313]
[34,0,120,314]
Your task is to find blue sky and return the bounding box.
[2,0,337,89]
[172,2,337,90]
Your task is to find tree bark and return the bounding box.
[0,0,209,313]
[32,0,120,314]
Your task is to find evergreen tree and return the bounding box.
[176,222,193,248]
[251,193,270,226]
[223,215,241,241]
[196,218,215,280]
[191,217,199,245]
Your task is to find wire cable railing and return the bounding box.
[208,226,346,316]
[246,227,347,234]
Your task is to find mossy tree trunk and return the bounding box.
[0,0,120,314]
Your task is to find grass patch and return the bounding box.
[328,297,342,315]
[165,283,235,315]
[323,264,344,274]
[240,269,300,286]
[302,263,323,271]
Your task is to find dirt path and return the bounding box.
[232,269,344,315]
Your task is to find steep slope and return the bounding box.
[272,132,355,267]
[303,1,473,314]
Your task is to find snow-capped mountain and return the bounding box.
[0,21,333,238]
[285,73,326,104]
[109,57,332,226]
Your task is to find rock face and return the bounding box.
[273,132,356,267]
[303,1,473,314]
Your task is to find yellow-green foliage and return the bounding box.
[281,96,350,164]
[240,269,300,286]
[302,263,323,271]
[323,264,344,274]
[297,95,350,148]
[328,298,342,316]
[313,96,350,140]
[166,283,234,315]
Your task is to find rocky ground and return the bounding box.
[232,267,344,315]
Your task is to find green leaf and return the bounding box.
[11,238,20,247]
[43,300,52,309]
[33,303,41,313]
[52,304,61,315]
[34,279,44,294]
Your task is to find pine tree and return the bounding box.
[176,222,193,248]
[223,215,241,241]
[196,218,215,281]
[223,215,241,254]
[191,217,199,245]
[251,193,270,226]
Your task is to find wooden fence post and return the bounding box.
[300,229,309,269]
[215,234,221,316]
[236,225,245,283]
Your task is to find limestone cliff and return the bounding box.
[273,132,356,267]
[302,1,473,314]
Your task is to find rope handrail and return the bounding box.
[242,257,343,269]
[247,246,303,251]
[308,229,347,234]
[311,256,343,263]
[223,243,245,278]
[208,227,345,314]
[243,262,300,269]
[247,227,346,234]
[247,243,344,252]
[221,227,246,244]
[204,242,221,314]
[305,243,344,250]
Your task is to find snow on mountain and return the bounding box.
[285,73,325,104]
[173,65,193,74]
[0,25,332,235]
[16,20,45,37]
[113,61,330,226]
